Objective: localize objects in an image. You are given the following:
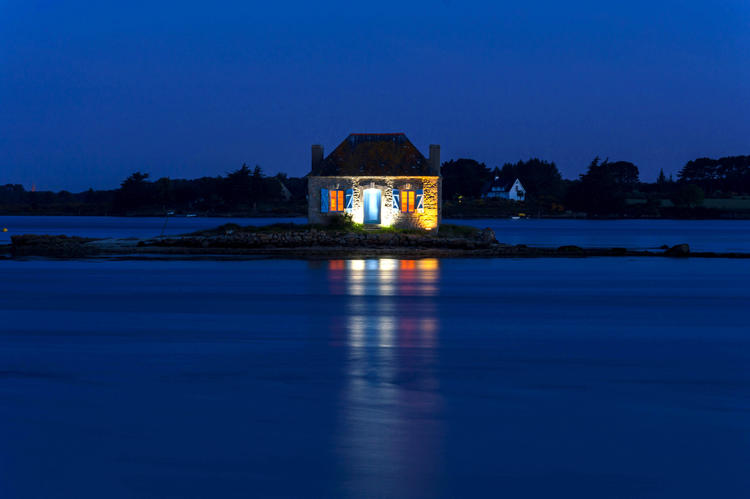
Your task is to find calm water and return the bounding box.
[3,216,750,252]
[458,218,750,252]
[1,257,749,498]
[0,216,304,244]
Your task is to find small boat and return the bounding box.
[186,213,197,217]
[511,216,520,220]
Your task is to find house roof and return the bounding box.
[311,133,432,176]
[489,176,523,192]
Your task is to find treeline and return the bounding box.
[111,166,307,215]
[2,155,750,218]
[442,155,750,218]
[0,165,308,216]
[677,156,750,195]
[0,184,116,216]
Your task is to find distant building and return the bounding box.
[278,180,292,201]
[485,176,526,201]
[307,133,441,231]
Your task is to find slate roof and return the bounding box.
[311,133,432,176]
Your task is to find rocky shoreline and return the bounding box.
[5,227,750,260]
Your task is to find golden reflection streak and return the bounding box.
[334,257,442,496]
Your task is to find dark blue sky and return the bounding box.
[2,1,749,191]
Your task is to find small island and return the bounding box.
[6,221,749,260]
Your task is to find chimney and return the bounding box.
[311,144,324,172]
[429,144,441,176]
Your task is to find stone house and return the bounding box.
[307,133,441,231]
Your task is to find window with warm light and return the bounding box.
[321,188,352,214]
[329,190,345,212]
[400,190,416,213]
[392,188,424,214]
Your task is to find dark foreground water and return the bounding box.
[1,257,749,498]
[4,216,750,252]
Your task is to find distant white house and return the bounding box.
[485,177,526,201]
[278,180,293,201]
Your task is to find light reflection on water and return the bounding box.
[326,258,439,297]
[1,258,750,497]
[326,259,443,496]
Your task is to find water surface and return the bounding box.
[0,215,302,244]
[1,257,748,498]
[456,218,750,252]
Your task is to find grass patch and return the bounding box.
[702,198,750,210]
[187,219,480,239]
[310,215,423,235]
[187,222,308,236]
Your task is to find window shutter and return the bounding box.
[320,188,329,213]
[392,189,400,212]
[416,189,424,213]
[345,189,353,212]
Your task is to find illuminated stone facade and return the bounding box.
[307,134,441,232]
[308,175,441,230]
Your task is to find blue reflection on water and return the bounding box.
[0,257,749,498]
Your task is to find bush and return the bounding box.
[671,184,705,208]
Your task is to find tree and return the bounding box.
[0,184,26,204]
[678,157,718,194]
[657,169,667,185]
[566,158,640,215]
[677,156,750,195]
[495,158,564,201]
[606,161,639,187]
[280,175,308,201]
[114,172,151,213]
[224,164,253,209]
[250,165,264,202]
[441,159,491,200]
[122,172,149,185]
[154,177,173,208]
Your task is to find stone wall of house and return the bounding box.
[308,176,441,231]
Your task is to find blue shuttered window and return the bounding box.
[320,188,329,213]
[392,189,400,212]
[416,189,424,213]
[345,189,353,213]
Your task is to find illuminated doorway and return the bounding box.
[363,188,381,225]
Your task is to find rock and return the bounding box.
[665,243,690,257]
[556,245,585,256]
[11,234,98,257]
[478,228,497,243]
